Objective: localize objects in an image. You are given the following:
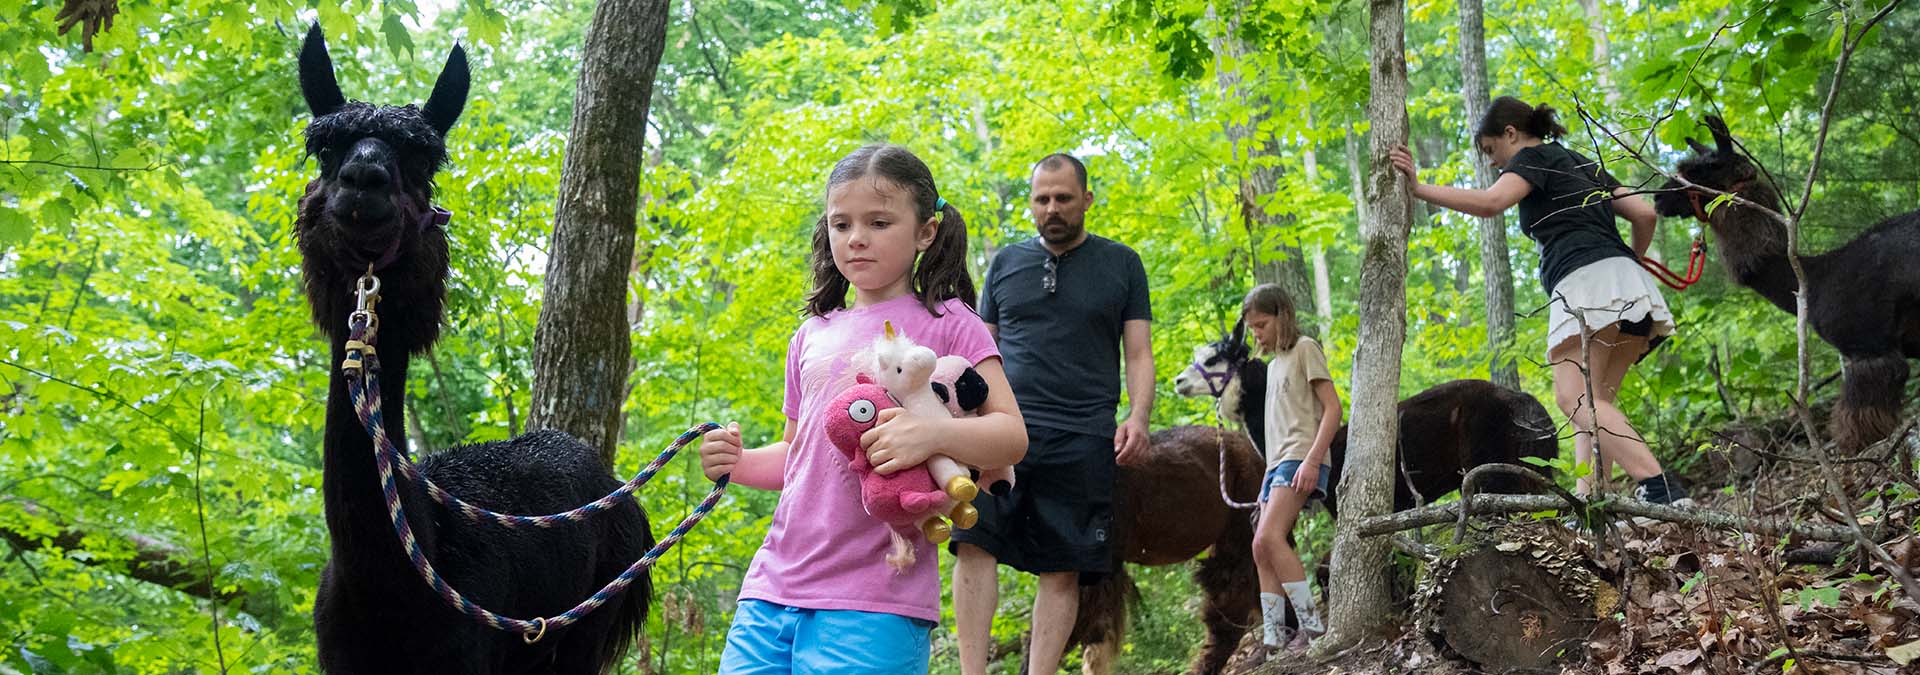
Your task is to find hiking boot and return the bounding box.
[1286,626,1321,653]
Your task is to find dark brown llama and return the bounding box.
[1655,115,1920,452]
[1172,320,1558,519]
[1051,320,1268,675]
[295,26,649,673]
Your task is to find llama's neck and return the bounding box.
[1711,185,1800,313]
[1221,358,1269,458]
[319,294,428,585]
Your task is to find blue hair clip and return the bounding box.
[935,197,947,211]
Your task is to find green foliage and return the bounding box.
[1,0,1914,671]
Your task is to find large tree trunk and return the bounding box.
[1318,0,1411,653]
[527,0,672,466]
[1210,3,1314,308]
[1459,0,1520,390]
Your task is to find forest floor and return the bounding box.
[1241,419,1920,675]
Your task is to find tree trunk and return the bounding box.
[1318,0,1411,653]
[1459,0,1520,390]
[1575,0,1619,107]
[1304,140,1334,325]
[527,0,671,466]
[1210,3,1313,307]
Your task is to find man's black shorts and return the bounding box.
[950,425,1117,579]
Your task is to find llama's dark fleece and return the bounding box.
[1656,115,1920,452]
[297,23,649,674]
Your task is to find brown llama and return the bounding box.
[1063,429,1264,675]
[295,26,649,673]
[1655,115,1920,452]
[1171,319,1557,519]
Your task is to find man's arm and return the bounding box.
[1115,319,1153,464]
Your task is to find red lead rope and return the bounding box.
[1641,237,1707,290]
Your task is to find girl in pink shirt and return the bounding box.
[700,144,1027,673]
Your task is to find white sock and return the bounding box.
[1259,592,1285,647]
[1283,581,1324,634]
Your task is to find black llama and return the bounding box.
[296,26,649,673]
[1655,115,1920,452]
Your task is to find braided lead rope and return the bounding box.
[1214,417,1260,511]
[344,336,728,641]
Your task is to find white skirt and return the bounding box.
[1545,256,1676,354]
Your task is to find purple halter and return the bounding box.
[368,205,452,271]
[1186,357,1236,398]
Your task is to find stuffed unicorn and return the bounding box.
[867,322,981,529]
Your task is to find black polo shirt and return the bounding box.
[979,234,1152,440]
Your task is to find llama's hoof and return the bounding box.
[950,502,978,529]
[923,519,952,544]
[945,476,979,502]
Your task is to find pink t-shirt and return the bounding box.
[737,294,1000,622]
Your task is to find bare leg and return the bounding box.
[1252,487,1312,591]
[1027,571,1080,674]
[1551,324,1664,494]
[954,544,999,675]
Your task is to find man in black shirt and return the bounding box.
[950,154,1154,675]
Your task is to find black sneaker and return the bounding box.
[1629,474,1694,526]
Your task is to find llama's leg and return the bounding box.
[1190,534,1257,675]
[1081,640,1118,675]
[1834,353,1908,453]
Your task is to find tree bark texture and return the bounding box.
[1319,0,1412,652]
[1210,3,1313,308]
[1458,0,1520,390]
[528,0,671,466]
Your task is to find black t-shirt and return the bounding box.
[1503,142,1636,293]
[979,234,1152,441]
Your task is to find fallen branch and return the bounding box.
[1352,493,1867,543]
[0,497,268,612]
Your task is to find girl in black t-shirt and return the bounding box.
[1388,97,1690,507]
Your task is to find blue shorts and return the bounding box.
[1258,459,1330,503]
[719,599,934,674]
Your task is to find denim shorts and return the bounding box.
[1258,459,1330,503]
[719,599,934,674]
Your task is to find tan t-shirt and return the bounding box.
[1262,336,1335,469]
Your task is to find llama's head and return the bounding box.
[1654,115,1765,219]
[1171,323,1250,399]
[295,24,466,346]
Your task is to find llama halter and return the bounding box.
[340,267,728,643]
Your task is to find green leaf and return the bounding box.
[39,198,74,232]
[1781,32,1815,54]
[0,205,30,248]
[382,13,415,57]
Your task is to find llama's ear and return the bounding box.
[1229,315,1246,348]
[422,42,470,138]
[299,23,347,118]
[1685,137,1712,155]
[1704,115,1734,154]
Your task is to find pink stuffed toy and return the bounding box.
[929,355,1016,496]
[824,377,952,571]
